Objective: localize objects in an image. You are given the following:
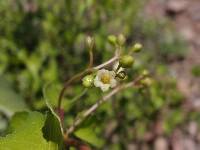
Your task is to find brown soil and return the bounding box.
[143,0,200,149]
[146,0,200,110]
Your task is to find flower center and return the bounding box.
[101,74,111,84]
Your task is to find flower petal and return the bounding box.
[94,77,102,87]
[109,71,116,77]
[100,84,110,92]
[94,69,118,92]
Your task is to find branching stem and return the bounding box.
[66,75,145,135]
[57,55,119,118]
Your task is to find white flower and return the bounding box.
[94,69,117,92]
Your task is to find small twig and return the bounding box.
[66,75,145,135]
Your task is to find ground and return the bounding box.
[143,0,200,149]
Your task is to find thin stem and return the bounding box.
[66,75,145,135]
[94,56,118,70]
[88,50,94,68]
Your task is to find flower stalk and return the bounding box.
[57,35,148,148]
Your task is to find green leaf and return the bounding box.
[74,127,104,148]
[43,83,64,135]
[0,77,28,117]
[0,111,61,150]
[43,111,64,150]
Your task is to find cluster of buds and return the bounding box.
[81,34,151,92]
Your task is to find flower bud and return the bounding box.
[142,69,149,77]
[132,43,142,53]
[108,35,117,46]
[141,77,153,87]
[119,55,134,68]
[86,36,94,50]
[82,75,94,88]
[117,34,126,46]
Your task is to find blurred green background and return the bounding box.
[0,0,197,149]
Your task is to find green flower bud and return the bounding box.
[108,35,117,46]
[142,69,149,77]
[117,34,126,46]
[132,43,142,53]
[141,77,153,87]
[86,36,94,50]
[119,55,134,68]
[82,75,94,88]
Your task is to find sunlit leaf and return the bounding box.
[0,111,62,150]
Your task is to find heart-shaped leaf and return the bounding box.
[0,111,63,150]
